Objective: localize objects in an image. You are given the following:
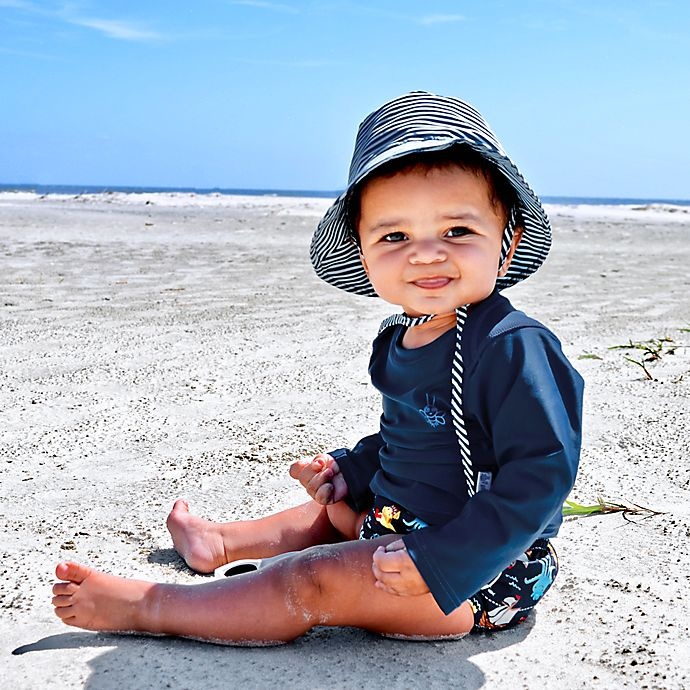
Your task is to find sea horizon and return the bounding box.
[1,182,689,207]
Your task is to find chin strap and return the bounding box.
[378,312,435,332]
[450,305,474,495]
[499,206,518,270]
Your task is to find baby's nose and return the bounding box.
[409,239,447,264]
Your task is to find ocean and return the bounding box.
[1,183,689,207]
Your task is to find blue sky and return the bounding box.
[2,0,689,199]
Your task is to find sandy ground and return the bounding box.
[1,192,689,689]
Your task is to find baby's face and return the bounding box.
[357,164,512,317]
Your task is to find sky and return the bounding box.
[1,0,689,199]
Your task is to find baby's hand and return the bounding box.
[289,453,349,505]
[371,540,429,597]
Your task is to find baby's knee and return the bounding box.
[285,546,342,615]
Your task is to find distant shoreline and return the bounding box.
[0,182,688,207]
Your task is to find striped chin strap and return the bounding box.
[378,207,517,499]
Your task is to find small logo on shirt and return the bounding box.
[419,394,446,428]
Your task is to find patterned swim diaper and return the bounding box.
[467,539,558,632]
[359,496,430,538]
[359,496,558,632]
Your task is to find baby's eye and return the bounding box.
[381,231,407,242]
[446,226,473,238]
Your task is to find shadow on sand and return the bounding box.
[13,615,534,689]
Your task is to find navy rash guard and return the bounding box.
[335,291,584,615]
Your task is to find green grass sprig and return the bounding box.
[562,498,664,523]
[609,337,683,380]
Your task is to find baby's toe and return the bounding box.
[52,581,78,596]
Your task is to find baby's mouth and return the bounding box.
[412,276,452,289]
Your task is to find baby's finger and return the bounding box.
[374,580,400,596]
[292,463,323,489]
[288,459,311,480]
[373,568,407,595]
[331,472,349,502]
[383,539,405,553]
[306,466,333,494]
[371,555,398,581]
[312,453,331,466]
[289,454,328,480]
[313,482,334,505]
[303,458,329,484]
[317,456,340,474]
[372,545,408,572]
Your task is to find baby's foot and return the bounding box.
[52,562,155,633]
[166,499,230,573]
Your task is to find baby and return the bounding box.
[53,91,583,642]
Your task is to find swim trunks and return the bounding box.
[359,496,559,632]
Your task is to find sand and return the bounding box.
[1,191,689,689]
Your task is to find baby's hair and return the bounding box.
[345,144,518,246]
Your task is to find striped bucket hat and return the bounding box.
[310,91,553,498]
[310,90,551,296]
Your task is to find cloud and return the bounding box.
[0,1,167,42]
[418,14,465,26]
[67,17,163,42]
[0,0,36,8]
[228,0,300,13]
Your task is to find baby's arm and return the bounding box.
[289,453,349,505]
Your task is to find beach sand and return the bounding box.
[1,192,689,689]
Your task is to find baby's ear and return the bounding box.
[359,252,369,275]
[498,225,524,277]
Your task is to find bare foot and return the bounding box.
[166,499,230,573]
[52,562,156,633]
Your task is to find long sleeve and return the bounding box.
[330,433,384,512]
[403,326,583,614]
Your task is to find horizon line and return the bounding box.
[1,182,689,205]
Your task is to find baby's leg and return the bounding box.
[52,539,473,643]
[167,498,362,573]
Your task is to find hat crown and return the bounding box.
[348,91,505,187]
